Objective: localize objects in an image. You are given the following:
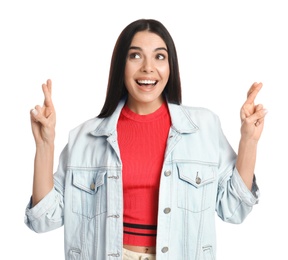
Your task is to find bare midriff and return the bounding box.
[123,245,156,254]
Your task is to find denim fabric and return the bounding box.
[25,99,259,260]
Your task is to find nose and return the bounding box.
[141,58,154,73]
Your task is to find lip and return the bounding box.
[135,77,157,81]
[134,81,157,92]
[135,78,158,87]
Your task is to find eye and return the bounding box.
[128,52,141,59]
[156,54,166,60]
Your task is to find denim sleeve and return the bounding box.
[215,119,260,224]
[24,188,64,233]
[24,145,68,233]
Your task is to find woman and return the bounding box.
[25,19,267,260]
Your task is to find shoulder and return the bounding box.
[68,99,125,142]
[184,104,221,129]
[170,103,220,123]
[68,116,104,139]
[167,102,222,134]
[180,104,216,115]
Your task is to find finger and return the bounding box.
[249,107,267,126]
[246,82,263,104]
[42,79,54,117]
[42,79,53,107]
[240,106,249,121]
[247,82,262,98]
[255,103,263,111]
[30,108,40,123]
[30,108,39,123]
[255,117,265,127]
[30,105,46,124]
[46,79,52,94]
[254,104,264,126]
[240,102,257,120]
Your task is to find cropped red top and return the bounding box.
[117,102,171,246]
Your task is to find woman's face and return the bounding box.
[124,31,170,114]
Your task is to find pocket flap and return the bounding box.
[72,170,106,194]
[177,164,216,188]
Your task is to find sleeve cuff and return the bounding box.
[232,168,260,206]
[25,188,56,221]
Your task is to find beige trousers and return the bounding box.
[122,248,156,260]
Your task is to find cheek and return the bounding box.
[125,62,138,79]
[124,63,129,77]
[124,65,132,85]
[159,65,170,81]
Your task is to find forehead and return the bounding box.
[130,31,167,49]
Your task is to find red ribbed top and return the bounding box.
[117,102,171,246]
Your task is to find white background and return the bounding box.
[1,0,287,259]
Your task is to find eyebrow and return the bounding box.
[129,46,168,52]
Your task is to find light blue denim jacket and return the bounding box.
[25,99,259,260]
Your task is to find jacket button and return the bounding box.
[164,170,171,177]
[164,208,171,214]
[161,247,169,253]
[196,176,201,184]
[90,183,95,190]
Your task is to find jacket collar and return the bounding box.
[90,99,126,137]
[90,98,199,137]
[167,103,199,134]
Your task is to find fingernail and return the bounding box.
[264,109,268,114]
[32,109,38,116]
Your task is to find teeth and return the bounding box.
[137,80,156,84]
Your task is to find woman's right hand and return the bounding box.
[30,79,56,146]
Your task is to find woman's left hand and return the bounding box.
[240,82,267,142]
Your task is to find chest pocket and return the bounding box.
[72,170,107,219]
[177,163,216,213]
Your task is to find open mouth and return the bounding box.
[136,79,158,86]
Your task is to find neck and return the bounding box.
[126,98,164,115]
